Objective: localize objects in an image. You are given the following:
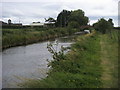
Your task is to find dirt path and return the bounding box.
[100,35,118,88]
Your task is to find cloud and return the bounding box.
[1,0,119,26]
[61,0,118,16]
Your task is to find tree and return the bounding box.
[108,18,114,28]
[68,9,89,26]
[68,21,80,29]
[45,17,56,23]
[93,18,113,34]
[56,9,89,27]
[67,21,80,35]
[56,10,71,27]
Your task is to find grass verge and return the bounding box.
[100,29,118,88]
[19,31,103,88]
[18,29,118,88]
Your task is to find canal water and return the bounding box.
[1,35,76,88]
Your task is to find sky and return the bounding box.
[0,0,119,26]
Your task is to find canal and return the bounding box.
[1,35,76,88]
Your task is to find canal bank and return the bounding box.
[2,35,77,88]
[2,27,80,50]
[19,30,118,88]
[19,32,103,88]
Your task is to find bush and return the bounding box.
[68,21,80,29]
[93,18,113,34]
[19,33,103,88]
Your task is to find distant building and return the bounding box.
[30,22,44,27]
[0,21,7,26]
[12,23,22,26]
[1,19,22,29]
[8,19,12,25]
[1,19,22,26]
[29,22,55,28]
[44,22,55,27]
[1,19,56,28]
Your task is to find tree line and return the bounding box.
[46,9,114,34]
[93,18,114,34]
[46,9,89,28]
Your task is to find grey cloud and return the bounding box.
[93,6,104,10]
[1,1,118,26]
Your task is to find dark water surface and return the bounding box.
[1,36,76,88]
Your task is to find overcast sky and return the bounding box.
[0,0,119,26]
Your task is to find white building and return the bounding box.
[30,22,44,26]
[28,21,55,27]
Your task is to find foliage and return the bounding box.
[56,9,89,27]
[56,10,71,27]
[45,17,56,23]
[2,27,79,49]
[68,21,80,29]
[108,18,114,28]
[20,32,103,88]
[67,21,80,35]
[47,43,66,62]
[93,18,113,34]
[68,9,89,26]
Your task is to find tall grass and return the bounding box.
[2,27,79,49]
[19,31,103,88]
[100,29,119,88]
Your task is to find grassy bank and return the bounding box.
[18,29,118,88]
[2,27,79,49]
[19,31,103,88]
[100,29,118,88]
